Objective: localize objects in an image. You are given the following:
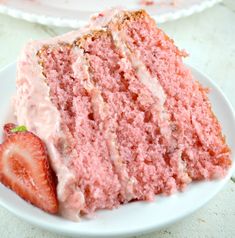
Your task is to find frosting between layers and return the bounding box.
[72,44,136,201]
[110,24,191,186]
[111,29,171,140]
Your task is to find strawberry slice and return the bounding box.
[0,131,58,214]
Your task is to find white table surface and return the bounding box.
[0,0,235,237]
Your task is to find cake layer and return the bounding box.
[107,10,231,179]
[75,30,183,200]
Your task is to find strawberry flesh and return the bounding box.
[0,131,58,214]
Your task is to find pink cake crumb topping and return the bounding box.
[15,9,231,220]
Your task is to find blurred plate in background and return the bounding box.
[0,0,222,28]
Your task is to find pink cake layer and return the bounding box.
[109,11,231,179]
[15,9,231,220]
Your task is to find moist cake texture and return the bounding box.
[14,9,231,220]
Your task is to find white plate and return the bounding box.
[0,62,234,238]
[0,0,222,28]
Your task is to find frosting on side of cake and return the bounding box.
[15,40,85,221]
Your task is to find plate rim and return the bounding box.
[0,61,234,238]
[0,0,222,28]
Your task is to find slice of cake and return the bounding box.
[14,9,231,220]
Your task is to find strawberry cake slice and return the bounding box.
[12,9,231,220]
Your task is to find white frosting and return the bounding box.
[15,43,60,140]
[131,56,166,106]
[90,7,124,29]
[111,30,167,106]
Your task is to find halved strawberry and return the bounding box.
[0,131,58,214]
